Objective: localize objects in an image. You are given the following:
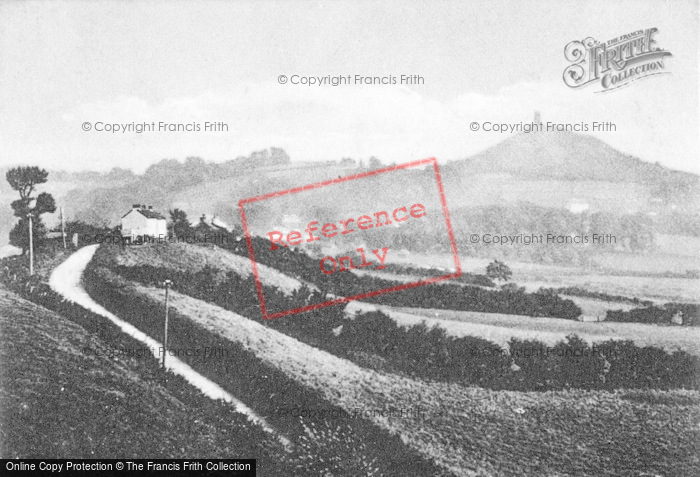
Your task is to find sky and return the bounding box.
[0,0,698,174]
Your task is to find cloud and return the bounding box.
[61,79,698,174]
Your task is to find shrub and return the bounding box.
[486,260,512,282]
[606,303,700,326]
[209,235,581,319]
[540,286,653,306]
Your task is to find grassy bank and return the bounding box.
[0,285,288,471]
[82,261,445,476]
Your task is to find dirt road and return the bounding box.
[49,244,286,443]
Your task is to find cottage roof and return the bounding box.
[121,208,166,220]
[137,209,166,220]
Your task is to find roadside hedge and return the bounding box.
[82,262,444,476]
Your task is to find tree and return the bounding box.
[9,217,47,253]
[369,156,382,169]
[6,166,48,202]
[193,214,214,238]
[169,208,192,238]
[486,260,512,282]
[6,166,56,253]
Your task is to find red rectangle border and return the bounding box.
[238,157,461,320]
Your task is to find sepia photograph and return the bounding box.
[1,1,698,475]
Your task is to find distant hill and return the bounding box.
[446,130,698,186]
[0,148,294,242]
[2,136,698,246]
[439,131,699,213]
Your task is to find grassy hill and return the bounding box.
[441,131,699,213]
[111,241,310,295]
[0,285,288,467]
[446,130,696,184]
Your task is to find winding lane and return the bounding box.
[49,244,288,445]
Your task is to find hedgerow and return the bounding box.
[606,303,700,326]
[215,235,582,319]
[92,245,700,392]
[82,261,444,476]
[539,286,654,306]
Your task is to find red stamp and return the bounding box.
[238,157,461,319]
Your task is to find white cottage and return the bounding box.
[121,204,167,239]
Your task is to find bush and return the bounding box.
[606,303,700,326]
[383,263,496,287]
[371,281,582,320]
[211,235,581,319]
[486,260,512,282]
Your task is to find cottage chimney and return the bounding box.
[133,204,140,209]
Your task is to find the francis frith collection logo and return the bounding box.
[563,28,672,92]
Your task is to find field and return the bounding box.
[558,295,635,319]
[387,250,700,304]
[347,302,700,356]
[93,273,700,476]
[79,241,700,475]
[112,241,309,295]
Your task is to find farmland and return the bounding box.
[348,303,700,356]
[112,241,309,295]
[78,241,700,475]
[386,249,700,304]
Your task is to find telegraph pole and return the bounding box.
[60,207,67,249]
[162,279,172,369]
[27,213,34,276]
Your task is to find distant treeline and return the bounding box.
[656,211,700,237]
[50,148,291,187]
[336,204,667,264]
[454,206,657,260]
[139,148,290,191]
[58,149,293,227]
